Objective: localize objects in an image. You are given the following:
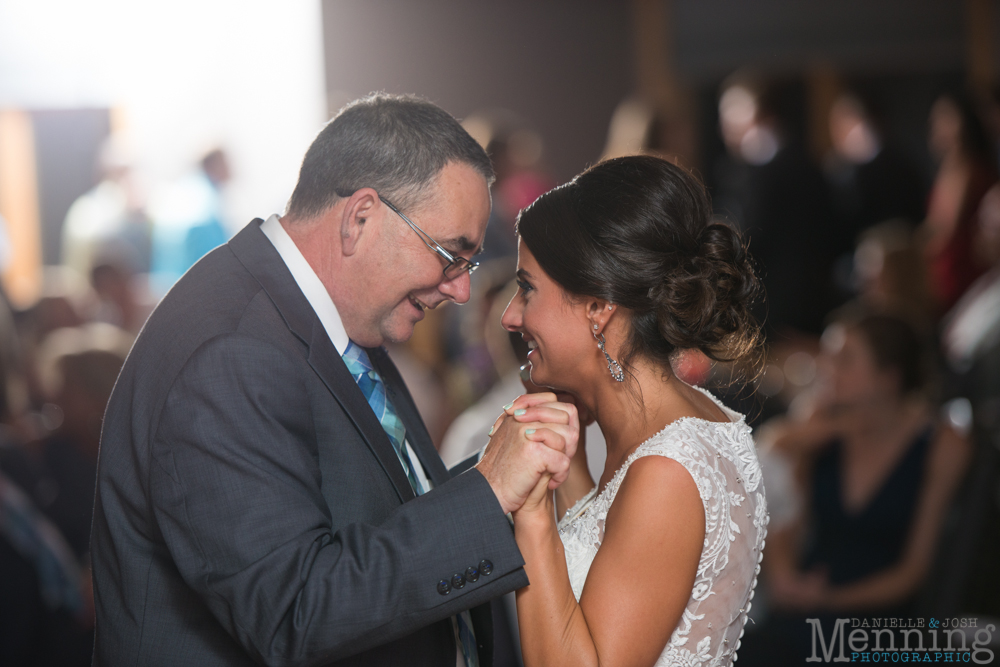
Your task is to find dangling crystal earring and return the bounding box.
[593,331,624,382]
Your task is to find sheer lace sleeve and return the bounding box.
[557,387,768,667]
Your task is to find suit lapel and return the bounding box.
[368,346,451,487]
[305,328,416,503]
[227,220,416,504]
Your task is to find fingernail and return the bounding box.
[488,424,496,436]
[525,428,536,435]
[514,409,526,416]
[503,401,514,410]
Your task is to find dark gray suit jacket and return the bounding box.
[91,219,528,666]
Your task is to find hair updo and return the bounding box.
[516,155,762,379]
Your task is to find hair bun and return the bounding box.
[649,220,760,364]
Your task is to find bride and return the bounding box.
[494,155,768,667]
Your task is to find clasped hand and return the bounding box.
[476,392,580,515]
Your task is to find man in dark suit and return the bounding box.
[91,94,575,666]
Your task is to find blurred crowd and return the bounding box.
[3,75,1000,664]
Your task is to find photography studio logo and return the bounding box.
[805,617,996,664]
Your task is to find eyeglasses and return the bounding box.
[379,195,479,280]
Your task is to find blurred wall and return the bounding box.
[0,0,328,254]
[320,0,635,182]
[673,0,969,83]
[31,110,111,264]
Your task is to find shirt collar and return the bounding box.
[260,214,350,354]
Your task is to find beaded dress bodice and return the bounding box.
[557,387,768,666]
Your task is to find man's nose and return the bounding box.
[438,270,472,304]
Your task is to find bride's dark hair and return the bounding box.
[516,155,762,380]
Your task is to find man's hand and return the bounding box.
[476,392,580,514]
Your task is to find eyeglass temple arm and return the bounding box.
[380,197,457,262]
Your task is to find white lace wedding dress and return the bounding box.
[557,386,768,667]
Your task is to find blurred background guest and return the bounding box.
[933,181,1000,620]
[712,75,834,340]
[1,323,131,563]
[149,148,232,294]
[0,469,89,666]
[824,93,927,297]
[739,312,970,666]
[0,311,121,667]
[919,92,997,315]
[60,135,152,284]
[851,220,936,324]
[89,258,151,335]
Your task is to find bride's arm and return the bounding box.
[554,427,595,518]
[513,455,705,667]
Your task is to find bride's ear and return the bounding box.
[586,299,615,334]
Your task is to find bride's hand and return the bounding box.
[505,393,580,454]
[513,471,553,520]
[519,364,595,426]
[504,393,580,489]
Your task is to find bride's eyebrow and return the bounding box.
[516,268,534,281]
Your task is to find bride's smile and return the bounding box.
[501,240,619,399]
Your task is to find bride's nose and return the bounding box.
[501,295,522,332]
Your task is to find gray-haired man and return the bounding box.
[91,94,576,666]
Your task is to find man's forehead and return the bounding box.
[414,166,491,254]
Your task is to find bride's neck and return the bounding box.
[590,358,694,486]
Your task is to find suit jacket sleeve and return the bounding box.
[149,333,527,666]
[449,449,485,477]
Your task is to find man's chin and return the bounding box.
[379,315,420,346]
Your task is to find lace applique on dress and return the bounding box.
[557,386,769,667]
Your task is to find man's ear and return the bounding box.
[340,188,379,256]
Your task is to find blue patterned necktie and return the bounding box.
[341,342,479,667]
[341,342,421,494]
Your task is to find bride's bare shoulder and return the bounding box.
[604,454,705,541]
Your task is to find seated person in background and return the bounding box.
[853,220,936,326]
[1,323,131,562]
[770,312,968,611]
[90,258,154,335]
[738,312,970,666]
[936,181,1000,617]
[0,467,89,666]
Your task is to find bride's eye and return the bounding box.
[515,278,533,294]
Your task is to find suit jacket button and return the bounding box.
[451,573,466,589]
[465,566,480,583]
[437,580,451,595]
[479,559,493,576]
